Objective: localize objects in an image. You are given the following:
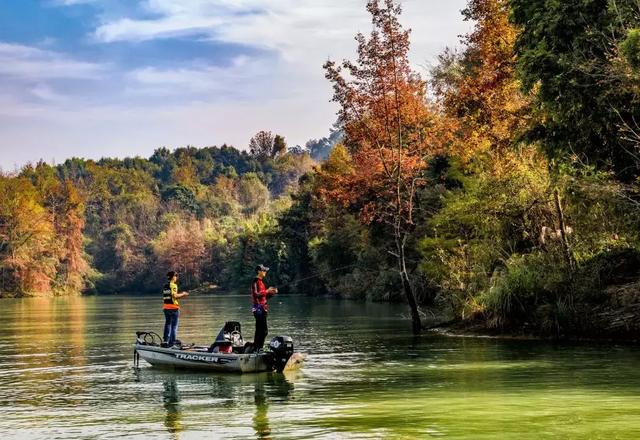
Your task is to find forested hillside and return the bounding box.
[0,134,318,296]
[2,0,640,339]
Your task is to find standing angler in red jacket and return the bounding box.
[250,264,278,352]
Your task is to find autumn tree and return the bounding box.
[429,0,557,258]
[153,218,206,288]
[237,173,270,216]
[268,151,315,196]
[171,152,199,188]
[323,0,445,333]
[0,176,56,294]
[432,0,531,169]
[249,131,287,160]
[23,162,89,293]
[52,180,88,291]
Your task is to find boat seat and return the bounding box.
[208,321,244,352]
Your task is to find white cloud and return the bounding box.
[93,1,470,65]
[50,0,98,5]
[0,42,107,80]
[95,16,225,42]
[126,55,265,97]
[92,0,472,110]
[30,84,68,102]
[2,1,473,169]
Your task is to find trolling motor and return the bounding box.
[269,336,294,372]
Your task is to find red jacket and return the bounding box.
[251,277,274,312]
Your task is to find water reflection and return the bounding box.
[253,372,296,439]
[253,380,271,439]
[2,294,640,439]
[162,377,183,438]
[140,369,298,439]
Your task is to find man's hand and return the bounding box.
[268,287,277,294]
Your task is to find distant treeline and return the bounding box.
[0,132,339,296]
[2,0,640,339]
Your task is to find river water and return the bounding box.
[1,293,639,439]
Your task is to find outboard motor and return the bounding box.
[269,336,294,372]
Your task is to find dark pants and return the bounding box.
[253,310,268,351]
[163,309,180,346]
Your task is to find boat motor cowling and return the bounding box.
[269,336,294,372]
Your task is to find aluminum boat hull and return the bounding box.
[135,343,276,373]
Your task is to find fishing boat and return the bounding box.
[134,321,303,373]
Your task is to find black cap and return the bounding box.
[167,271,177,280]
[256,264,269,272]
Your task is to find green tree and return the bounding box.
[237,173,270,216]
[510,0,640,181]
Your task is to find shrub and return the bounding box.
[620,28,640,72]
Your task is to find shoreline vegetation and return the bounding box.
[2,0,640,340]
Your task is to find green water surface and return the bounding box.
[1,293,639,439]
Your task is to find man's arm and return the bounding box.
[252,280,267,298]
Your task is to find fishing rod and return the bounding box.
[275,265,495,291]
[274,263,378,293]
[272,263,388,296]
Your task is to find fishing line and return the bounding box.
[274,263,381,295]
[277,263,362,289]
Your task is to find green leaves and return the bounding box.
[620,28,640,71]
[510,0,640,181]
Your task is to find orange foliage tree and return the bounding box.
[0,176,56,294]
[30,162,89,292]
[54,180,88,291]
[153,218,206,288]
[323,0,449,332]
[431,0,531,170]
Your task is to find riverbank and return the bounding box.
[431,279,640,342]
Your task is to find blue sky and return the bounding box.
[0,0,471,170]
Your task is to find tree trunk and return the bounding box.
[554,188,574,272]
[398,241,422,334]
[401,270,422,334]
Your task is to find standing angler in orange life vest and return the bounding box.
[250,264,278,352]
[162,271,189,347]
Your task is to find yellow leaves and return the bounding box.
[323,143,353,176]
[0,176,56,293]
[171,155,198,188]
[437,0,532,172]
[152,218,206,286]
